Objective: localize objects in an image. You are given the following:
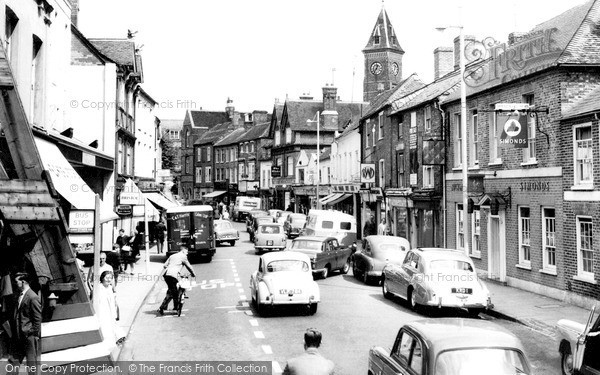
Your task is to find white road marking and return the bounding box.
[213,259,234,262]
[234,278,240,282]
[215,306,238,309]
[245,311,254,316]
[262,345,272,354]
[233,273,239,277]
[238,288,245,293]
[240,295,247,300]
[249,319,258,327]
[254,331,265,339]
[272,361,282,373]
[227,310,246,314]
[236,283,243,287]
[241,302,249,307]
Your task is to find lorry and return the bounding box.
[301,209,357,247]
[232,196,262,222]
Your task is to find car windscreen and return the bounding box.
[429,259,474,272]
[291,218,306,225]
[291,240,321,250]
[266,260,309,272]
[260,225,281,234]
[435,348,530,375]
[373,243,407,260]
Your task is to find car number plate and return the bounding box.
[279,289,302,295]
[452,287,473,294]
[267,240,273,245]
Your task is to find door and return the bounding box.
[193,211,214,250]
[488,212,506,282]
[417,210,434,247]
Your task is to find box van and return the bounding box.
[166,205,216,261]
[232,196,262,221]
[302,209,357,247]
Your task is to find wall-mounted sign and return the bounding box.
[361,164,376,183]
[116,205,133,216]
[68,210,94,233]
[271,166,281,178]
[497,110,528,148]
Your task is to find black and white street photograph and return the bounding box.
[0,0,599,374]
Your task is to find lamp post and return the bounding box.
[437,21,469,256]
[306,111,321,209]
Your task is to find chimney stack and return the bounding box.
[454,35,477,71]
[225,97,235,119]
[322,84,338,111]
[433,47,454,80]
[71,0,79,27]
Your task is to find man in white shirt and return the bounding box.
[158,247,195,315]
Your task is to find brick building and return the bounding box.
[442,0,600,306]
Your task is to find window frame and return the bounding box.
[522,94,536,164]
[456,204,464,250]
[378,112,384,140]
[576,216,594,280]
[470,110,479,166]
[378,159,385,188]
[422,165,433,188]
[424,106,431,132]
[205,166,211,183]
[518,206,531,267]
[541,207,556,273]
[573,123,593,187]
[471,209,481,257]
[454,113,462,167]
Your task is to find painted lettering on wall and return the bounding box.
[520,181,550,191]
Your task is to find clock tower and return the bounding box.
[363,6,404,102]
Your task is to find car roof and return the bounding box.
[293,236,336,242]
[406,318,525,353]
[366,235,410,246]
[289,213,306,218]
[411,248,473,261]
[261,251,310,263]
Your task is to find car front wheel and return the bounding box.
[341,259,351,274]
[561,349,574,375]
[309,304,318,315]
[321,266,330,279]
[408,288,420,312]
[229,240,236,246]
[382,277,392,299]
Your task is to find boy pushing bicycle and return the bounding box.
[158,246,196,315]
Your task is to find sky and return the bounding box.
[77,0,590,120]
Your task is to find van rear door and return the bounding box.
[193,211,214,249]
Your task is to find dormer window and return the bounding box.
[373,27,381,45]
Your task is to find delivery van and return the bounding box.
[302,209,357,247]
[232,196,262,222]
[166,205,216,261]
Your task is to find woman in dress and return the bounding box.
[95,271,125,349]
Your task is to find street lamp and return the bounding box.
[306,111,321,209]
[437,21,470,256]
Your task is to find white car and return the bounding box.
[557,306,600,375]
[249,251,320,316]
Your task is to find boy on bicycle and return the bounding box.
[158,246,196,315]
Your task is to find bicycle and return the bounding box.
[176,274,194,317]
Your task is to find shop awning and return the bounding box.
[203,190,226,199]
[325,193,351,206]
[320,193,343,205]
[144,192,178,210]
[34,137,118,222]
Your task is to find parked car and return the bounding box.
[289,236,353,279]
[369,318,532,375]
[352,235,410,285]
[214,219,239,246]
[249,215,275,242]
[249,251,320,315]
[557,306,600,375]
[254,223,286,254]
[381,248,492,316]
[276,211,293,225]
[246,209,270,232]
[284,213,307,239]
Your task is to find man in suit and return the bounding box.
[283,328,335,375]
[8,272,41,375]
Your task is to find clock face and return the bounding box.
[392,62,399,76]
[370,62,383,75]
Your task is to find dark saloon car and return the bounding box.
[289,236,353,279]
[249,215,275,242]
[245,209,270,233]
[283,213,307,239]
[352,235,410,285]
[369,318,532,375]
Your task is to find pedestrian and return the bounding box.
[158,246,195,315]
[221,208,230,220]
[7,273,41,375]
[363,214,377,237]
[124,230,143,275]
[88,252,116,294]
[155,220,167,254]
[95,271,125,350]
[115,229,128,250]
[378,218,388,235]
[282,328,335,375]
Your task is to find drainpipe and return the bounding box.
[435,100,447,248]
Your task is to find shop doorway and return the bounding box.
[487,212,506,282]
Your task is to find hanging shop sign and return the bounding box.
[497,108,528,148]
[271,166,281,178]
[361,164,376,183]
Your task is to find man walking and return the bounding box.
[8,273,41,375]
[158,246,195,315]
[283,328,335,375]
[155,220,167,254]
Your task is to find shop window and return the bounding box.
[518,207,531,267]
[471,209,481,257]
[542,208,556,272]
[454,113,462,167]
[456,204,464,250]
[522,94,536,164]
[576,217,594,280]
[574,124,593,187]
